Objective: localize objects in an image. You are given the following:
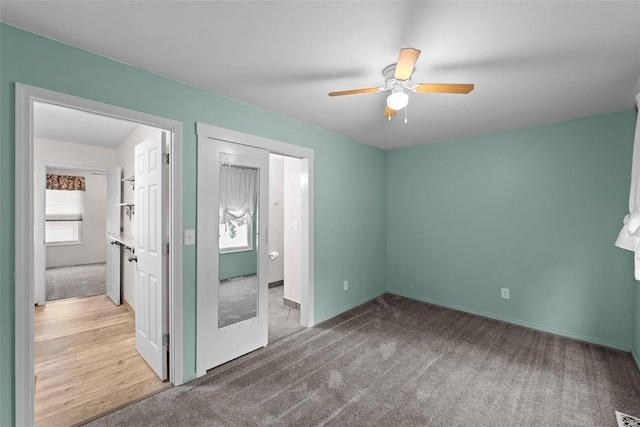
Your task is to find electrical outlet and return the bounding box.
[501,288,510,299]
[343,280,349,291]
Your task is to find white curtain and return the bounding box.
[615,92,640,278]
[219,165,257,224]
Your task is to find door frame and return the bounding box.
[36,162,112,306]
[15,83,184,426]
[195,122,315,378]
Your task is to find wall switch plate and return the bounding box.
[343,280,349,291]
[501,288,510,299]
[293,220,299,230]
[184,229,196,246]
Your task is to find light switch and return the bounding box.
[293,220,299,230]
[184,229,196,245]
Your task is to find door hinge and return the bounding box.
[162,153,170,165]
[163,243,170,255]
[163,334,169,346]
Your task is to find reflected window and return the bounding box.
[219,217,251,253]
[219,164,257,253]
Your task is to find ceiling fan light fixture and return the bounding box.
[328,47,474,120]
[387,90,409,111]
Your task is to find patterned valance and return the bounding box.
[46,174,86,191]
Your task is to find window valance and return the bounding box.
[46,174,86,191]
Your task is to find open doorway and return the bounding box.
[43,166,107,303]
[267,154,306,342]
[15,84,184,427]
[32,102,170,426]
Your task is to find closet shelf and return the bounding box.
[116,203,135,220]
[122,175,135,190]
[109,235,136,253]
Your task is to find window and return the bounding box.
[45,189,83,245]
[219,216,253,253]
[45,220,82,245]
[218,164,257,253]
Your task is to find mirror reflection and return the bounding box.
[218,163,259,328]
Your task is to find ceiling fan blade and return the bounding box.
[413,83,475,94]
[394,48,421,80]
[384,106,397,118]
[328,87,381,97]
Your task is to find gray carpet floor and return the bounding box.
[219,275,258,328]
[46,263,106,302]
[85,294,640,426]
[219,277,304,338]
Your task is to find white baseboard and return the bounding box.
[632,349,640,372]
[387,289,631,352]
[182,373,197,383]
[314,289,387,325]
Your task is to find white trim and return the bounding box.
[632,348,640,372]
[195,137,211,378]
[168,126,184,387]
[300,158,314,328]
[15,83,184,426]
[195,123,315,377]
[15,82,35,427]
[196,122,315,159]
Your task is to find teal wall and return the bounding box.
[219,252,258,281]
[219,250,258,281]
[387,111,637,350]
[0,24,388,426]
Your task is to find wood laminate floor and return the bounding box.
[35,295,170,427]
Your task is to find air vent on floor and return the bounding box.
[616,411,640,427]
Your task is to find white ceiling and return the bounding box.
[34,102,140,149]
[4,1,640,150]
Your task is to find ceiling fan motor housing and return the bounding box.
[382,64,412,92]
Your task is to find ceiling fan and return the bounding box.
[328,48,474,120]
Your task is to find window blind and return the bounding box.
[45,189,83,221]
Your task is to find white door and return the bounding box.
[135,133,168,380]
[198,139,269,370]
[106,166,122,305]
